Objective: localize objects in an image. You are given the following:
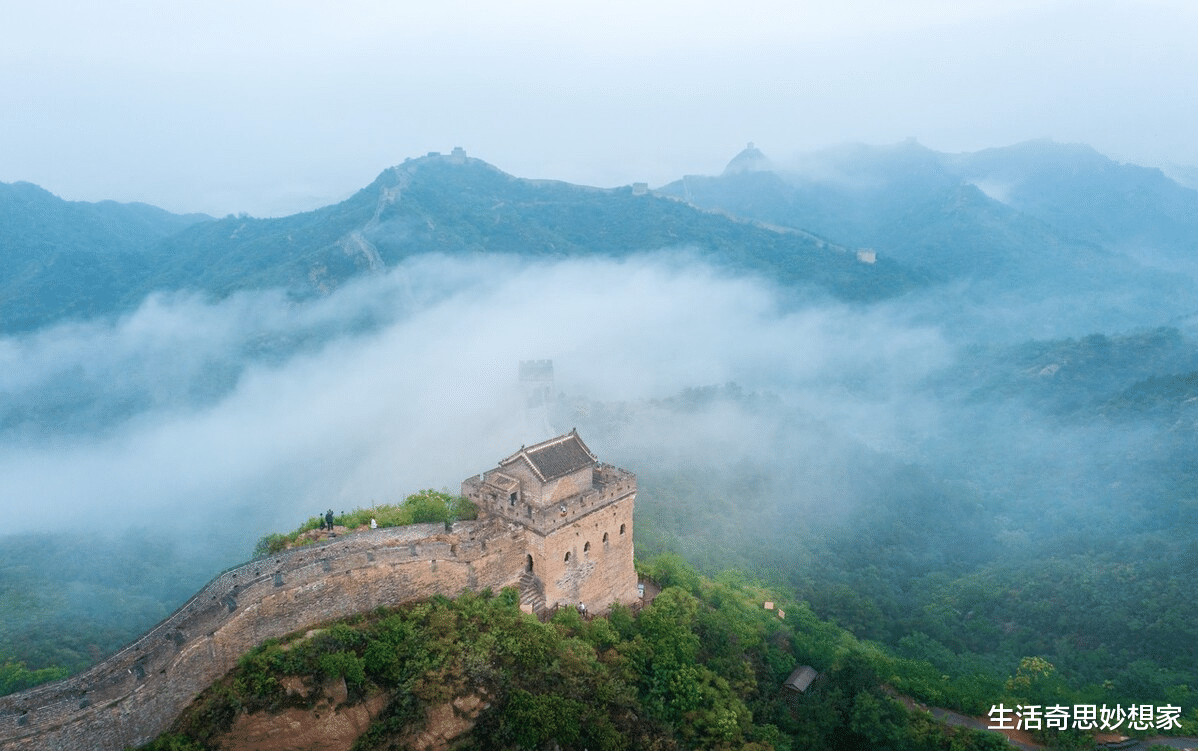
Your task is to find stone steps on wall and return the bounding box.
[517,571,547,618]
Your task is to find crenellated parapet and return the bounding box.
[463,462,634,536]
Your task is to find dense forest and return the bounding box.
[562,327,1198,732]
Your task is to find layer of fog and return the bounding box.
[2,252,1180,648]
[0,254,952,549]
[4,250,1188,670]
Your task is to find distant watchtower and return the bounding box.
[722,141,771,175]
[518,359,556,439]
[462,430,638,613]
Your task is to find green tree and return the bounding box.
[0,657,67,696]
[499,689,584,748]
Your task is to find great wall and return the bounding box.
[0,431,637,751]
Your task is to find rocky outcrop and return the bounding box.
[217,677,389,751]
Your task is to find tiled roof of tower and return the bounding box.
[784,665,819,693]
[488,472,519,492]
[500,430,598,482]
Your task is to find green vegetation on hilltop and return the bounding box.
[0,658,66,697]
[252,489,478,557]
[144,556,1013,751]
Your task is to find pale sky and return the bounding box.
[2,0,1195,217]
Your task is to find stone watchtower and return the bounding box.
[462,430,638,614]
[518,359,556,439]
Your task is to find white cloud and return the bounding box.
[0,254,951,550]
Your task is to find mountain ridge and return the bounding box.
[658,139,1198,338]
[2,152,919,334]
[6,140,1198,340]
[0,181,213,332]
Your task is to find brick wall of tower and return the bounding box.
[537,492,638,611]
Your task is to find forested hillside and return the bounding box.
[558,327,1198,730]
[660,140,1198,340]
[0,181,210,332]
[145,155,917,302]
[142,559,1021,751]
[1,153,919,336]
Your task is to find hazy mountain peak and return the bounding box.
[389,146,509,179]
[1160,162,1198,191]
[960,138,1112,175]
[783,140,948,189]
[723,142,772,175]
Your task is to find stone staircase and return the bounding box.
[517,570,547,618]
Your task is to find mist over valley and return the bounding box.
[3,144,1198,740]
